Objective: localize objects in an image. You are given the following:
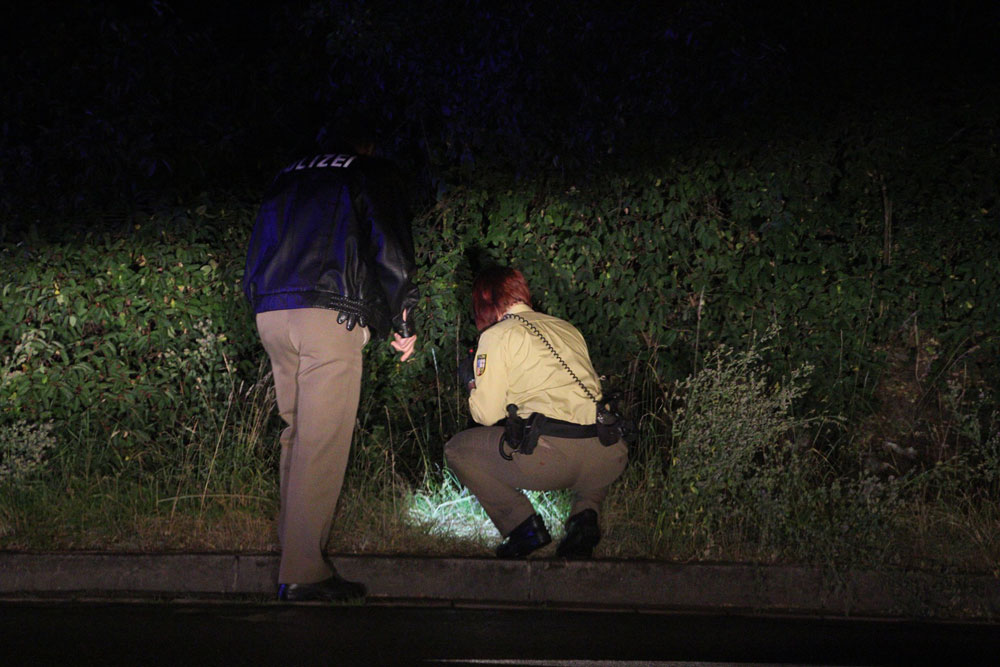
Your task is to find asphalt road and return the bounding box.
[2,600,998,666]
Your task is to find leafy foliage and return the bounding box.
[0,210,258,474]
[0,420,56,485]
[1,1,998,565]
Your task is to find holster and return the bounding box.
[595,421,621,447]
[500,404,546,459]
[596,395,638,446]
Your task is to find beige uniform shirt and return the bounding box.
[469,303,601,426]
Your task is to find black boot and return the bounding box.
[277,571,367,602]
[556,509,600,559]
[496,514,551,558]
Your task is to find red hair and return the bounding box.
[472,266,533,331]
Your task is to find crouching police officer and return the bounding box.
[445,266,629,559]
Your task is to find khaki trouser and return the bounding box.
[256,308,368,584]
[444,426,628,537]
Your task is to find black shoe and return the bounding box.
[277,573,367,602]
[496,513,552,558]
[556,509,601,559]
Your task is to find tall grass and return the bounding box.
[0,358,280,550]
[3,328,998,575]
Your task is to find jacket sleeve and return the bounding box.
[358,161,420,337]
[468,327,510,425]
[242,195,281,309]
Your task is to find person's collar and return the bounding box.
[505,302,533,316]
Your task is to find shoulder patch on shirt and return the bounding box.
[475,354,487,376]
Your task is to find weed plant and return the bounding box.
[657,332,900,567]
[0,420,56,485]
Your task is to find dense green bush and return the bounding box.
[3,102,997,492]
[418,107,999,429]
[0,209,259,475]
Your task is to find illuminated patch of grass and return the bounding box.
[400,467,575,544]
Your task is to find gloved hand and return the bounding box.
[337,311,366,331]
[458,347,476,392]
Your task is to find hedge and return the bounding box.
[3,102,997,481]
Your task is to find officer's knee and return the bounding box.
[443,435,462,468]
[443,430,476,471]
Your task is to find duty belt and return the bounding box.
[527,417,598,439]
[496,406,599,460]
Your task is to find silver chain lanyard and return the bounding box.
[501,313,599,403]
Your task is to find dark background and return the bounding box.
[3,0,998,236]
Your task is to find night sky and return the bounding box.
[2,0,998,231]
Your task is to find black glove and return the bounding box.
[337,311,363,331]
[458,348,476,392]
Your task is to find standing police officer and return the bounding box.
[445,267,628,559]
[244,128,419,602]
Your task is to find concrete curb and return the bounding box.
[2,552,999,620]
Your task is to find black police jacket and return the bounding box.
[243,152,419,339]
